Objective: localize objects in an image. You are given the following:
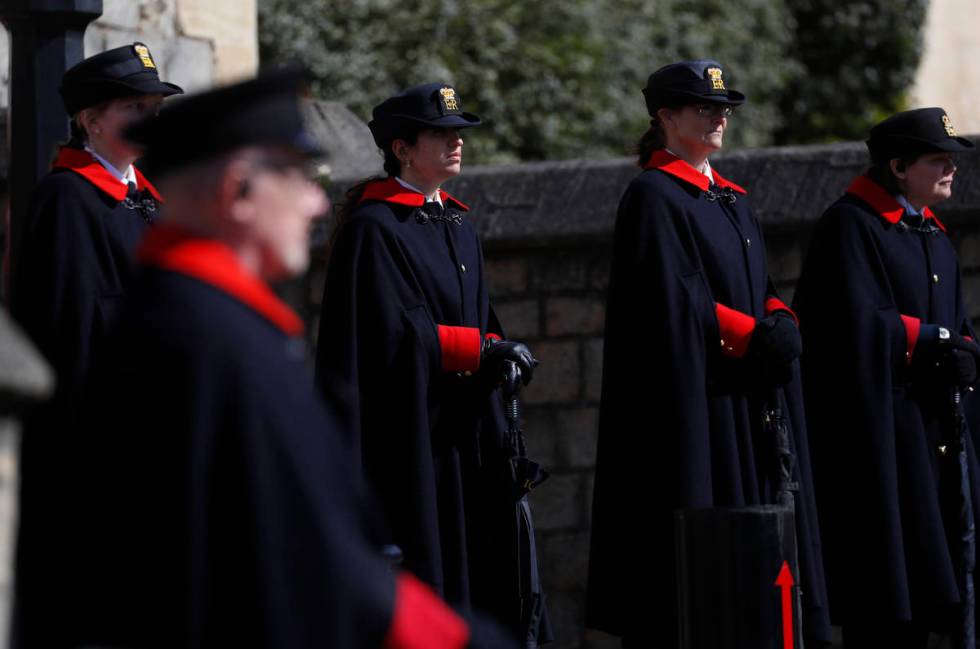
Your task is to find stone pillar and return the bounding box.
[0,0,102,299]
[0,307,53,644]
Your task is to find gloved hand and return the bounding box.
[481,337,538,386]
[917,325,980,387]
[747,312,802,387]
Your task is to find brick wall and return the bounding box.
[310,138,980,648]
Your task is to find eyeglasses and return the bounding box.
[693,104,734,117]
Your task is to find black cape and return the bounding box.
[586,150,831,646]
[67,225,475,649]
[315,177,551,640]
[793,175,980,630]
[9,146,161,649]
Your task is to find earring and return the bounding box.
[403,159,412,169]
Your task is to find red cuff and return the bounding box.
[383,573,470,649]
[764,296,799,327]
[900,314,921,365]
[438,325,482,373]
[484,332,502,343]
[715,302,756,358]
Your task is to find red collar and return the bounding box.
[136,225,304,337]
[53,147,163,203]
[845,175,944,232]
[644,149,747,194]
[359,176,470,211]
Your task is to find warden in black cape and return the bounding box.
[68,68,499,649]
[586,60,830,647]
[315,83,551,643]
[794,108,979,646]
[9,43,181,649]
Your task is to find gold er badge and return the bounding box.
[439,87,460,112]
[134,44,156,69]
[706,67,726,90]
[942,114,957,136]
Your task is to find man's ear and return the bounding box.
[220,158,256,225]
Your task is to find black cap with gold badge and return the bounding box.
[368,82,482,148]
[60,42,184,115]
[125,64,323,179]
[642,59,746,116]
[866,107,975,165]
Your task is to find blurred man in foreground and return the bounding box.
[66,66,513,649]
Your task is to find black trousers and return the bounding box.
[842,620,933,649]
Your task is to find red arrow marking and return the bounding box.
[774,561,795,649]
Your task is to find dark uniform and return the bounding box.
[9,43,181,649]
[67,68,500,649]
[586,61,831,647]
[315,84,551,644]
[794,108,979,646]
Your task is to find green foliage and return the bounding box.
[776,0,928,143]
[259,0,924,162]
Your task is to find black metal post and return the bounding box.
[0,0,103,301]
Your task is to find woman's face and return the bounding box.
[897,152,957,207]
[664,103,731,155]
[82,93,165,163]
[396,127,464,186]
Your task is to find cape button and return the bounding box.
[932,274,940,284]
[461,264,467,273]
[745,238,751,247]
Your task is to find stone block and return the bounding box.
[539,531,590,591]
[176,0,257,83]
[541,589,587,649]
[583,338,604,403]
[524,341,580,405]
[494,298,540,340]
[485,257,528,296]
[546,296,605,337]
[305,100,381,183]
[83,24,110,57]
[522,407,558,469]
[587,254,611,292]
[954,228,980,271]
[764,235,803,284]
[100,0,141,29]
[164,36,214,94]
[530,472,583,531]
[556,407,599,469]
[534,255,589,292]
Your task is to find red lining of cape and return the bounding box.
[644,149,747,194]
[846,175,944,232]
[53,147,163,203]
[136,225,303,336]
[359,177,469,211]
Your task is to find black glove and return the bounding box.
[481,337,538,386]
[917,325,980,387]
[747,313,802,387]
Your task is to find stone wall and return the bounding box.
[308,139,980,649]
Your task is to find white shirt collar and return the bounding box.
[85,145,137,186]
[665,148,714,182]
[395,176,442,206]
[895,193,924,218]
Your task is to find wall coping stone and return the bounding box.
[0,308,53,412]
